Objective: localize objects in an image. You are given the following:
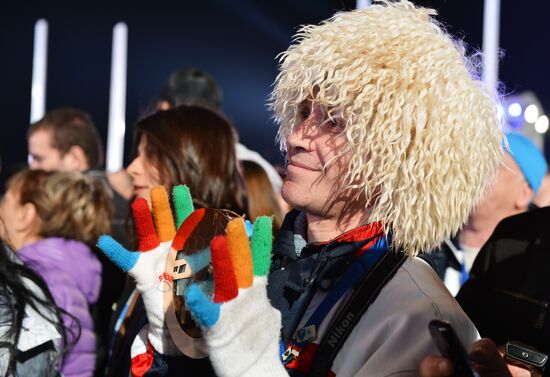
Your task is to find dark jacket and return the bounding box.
[456,206,550,358]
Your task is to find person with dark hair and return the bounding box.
[27,108,131,371]
[0,241,68,377]
[128,105,246,213]
[0,169,113,377]
[105,104,247,377]
[28,108,103,172]
[155,68,284,195]
[157,68,223,111]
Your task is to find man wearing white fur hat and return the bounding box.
[182,1,504,376]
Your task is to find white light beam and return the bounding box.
[482,0,501,94]
[106,22,128,173]
[30,19,48,123]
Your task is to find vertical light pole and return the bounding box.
[106,22,128,173]
[482,0,501,94]
[30,19,48,123]
[356,0,372,9]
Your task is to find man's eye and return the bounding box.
[300,109,310,119]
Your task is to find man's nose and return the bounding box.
[286,120,313,152]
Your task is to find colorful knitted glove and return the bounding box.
[97,185,195,356]
[185,217,289,377]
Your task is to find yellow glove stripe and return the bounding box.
[151,186,176,242]
[226,218,253,289]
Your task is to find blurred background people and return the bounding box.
[28,108,103,173]
[156,68,222,111]
[27,107,133,200]
[456,205,550,373]
[0,242,67,377]
[127,105,247,212]
[426,132,547,295]
[155,68,285,205]
[534,173,550,207]
[241,159,284,233]
[0,169,113,377]
[106,104,247,377]
[27,107,130,372]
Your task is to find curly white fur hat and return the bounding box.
[270,0,503,256]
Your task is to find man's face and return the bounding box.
[28,129,67,172]
[281,100,350,218]
[470,152,532,222]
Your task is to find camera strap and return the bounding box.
[309,249,407,376]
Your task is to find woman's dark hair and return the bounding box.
[0,241,72,376]
[135,105,247,215]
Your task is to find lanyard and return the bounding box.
[282,234,387,361]
[460,258,469,285]
[105,288,139,368]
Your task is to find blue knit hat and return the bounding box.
[504,133,548,194]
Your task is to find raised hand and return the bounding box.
[97,185,193,355]
[185,216,289,377]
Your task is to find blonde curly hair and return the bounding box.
[270,0,503,256]
[7,169,113,244]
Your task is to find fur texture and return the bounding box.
[270,0,503,256]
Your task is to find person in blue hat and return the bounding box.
[425,132,548,296]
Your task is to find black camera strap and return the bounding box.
[309,250,407,376]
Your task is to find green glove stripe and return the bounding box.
[250,216,273,276]
[173,185,194,228]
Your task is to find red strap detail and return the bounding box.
[171,208,206,251]
[159,272,173,283]
[285,343,319,374]
[132,198,160,251]
[130,339,154,377]
[211,235,238,303]
[311,221,384,247]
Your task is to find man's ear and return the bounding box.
[62,145,89,172]
[515,181,534,210]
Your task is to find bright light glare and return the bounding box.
[535,115,549,133]
[507,103,522,117]
[524,104,539,124]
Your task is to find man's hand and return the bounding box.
[420,338,533,377]
[97,185,193,356]
[184,216,289,377]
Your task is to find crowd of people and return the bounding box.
[1,1,549,376]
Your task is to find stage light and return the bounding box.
[507,103,522,117]
[524,104,539,124]
[535,115,549,134]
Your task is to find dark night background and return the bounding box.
[2,0,549,185]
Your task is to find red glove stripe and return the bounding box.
[132,198,160,252]
[130,339,154,377]
[211,236,238,303]
[171,208,206,251]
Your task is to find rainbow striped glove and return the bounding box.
[97,185,197,357]
[185,217,289,377]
